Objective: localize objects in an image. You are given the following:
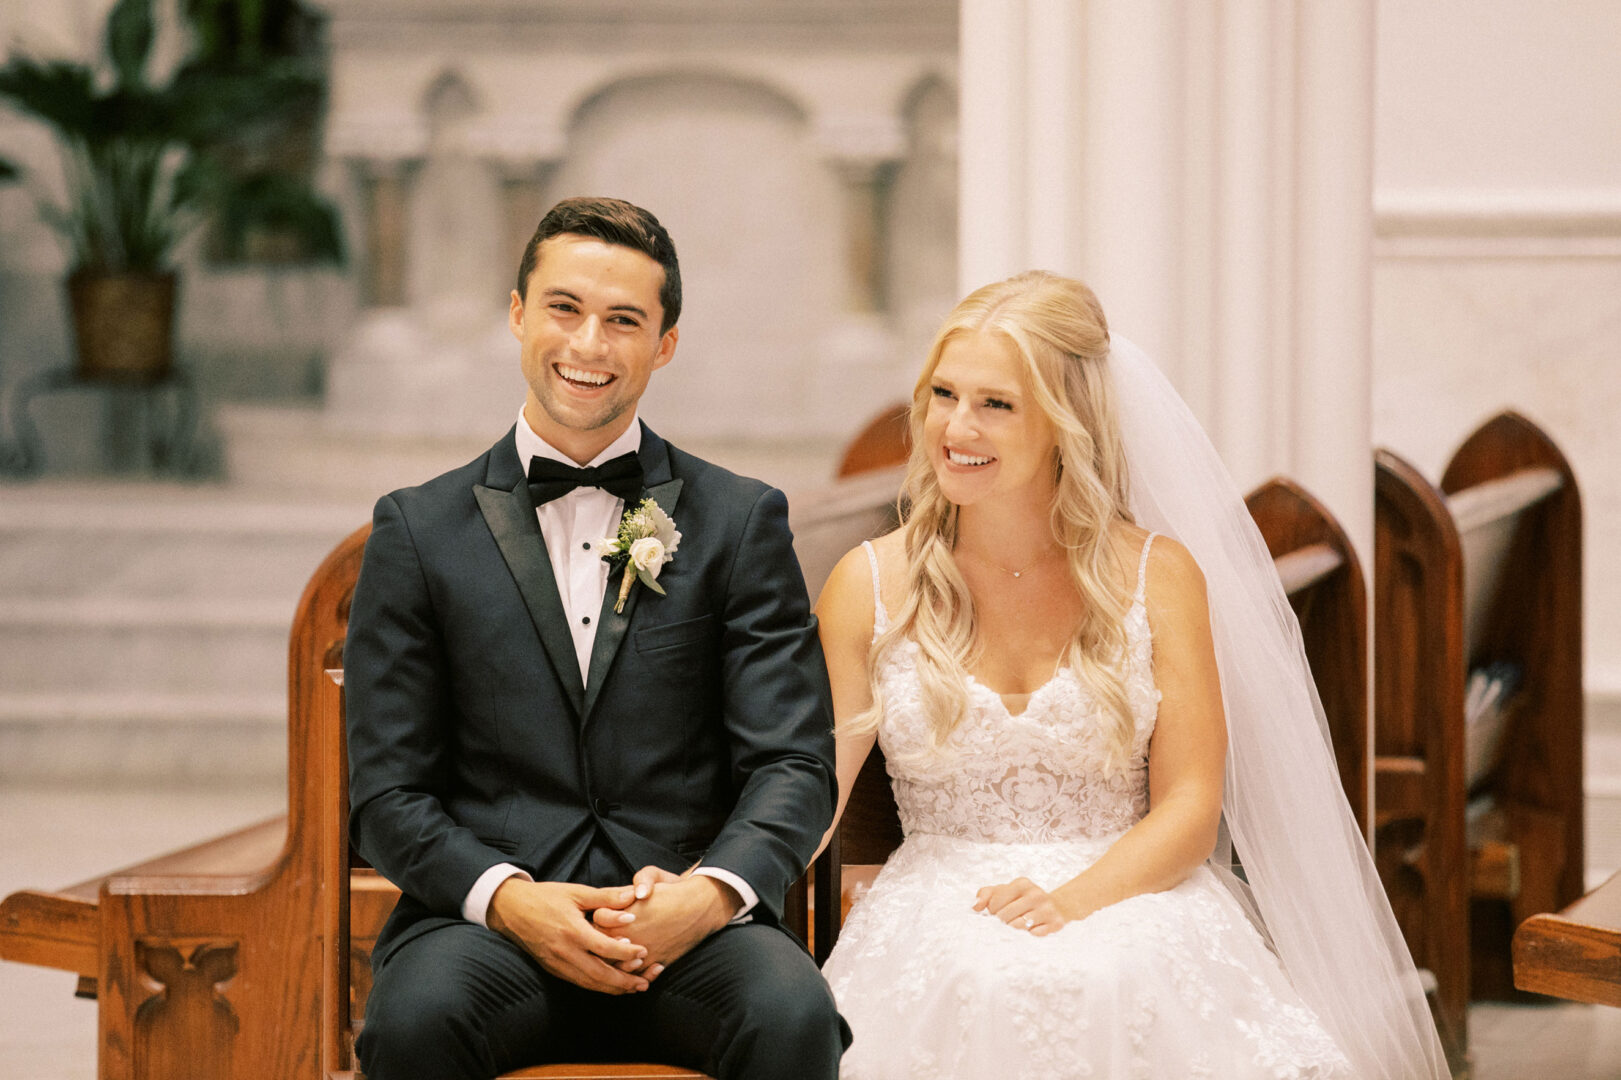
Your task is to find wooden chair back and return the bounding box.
[1244,477,1369,835]
[811,477,1370,966]
[835,403,910,478]
[1373,409,1583,1070]
[53,518,366,1080]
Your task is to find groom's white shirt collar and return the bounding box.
[514,405,642,473]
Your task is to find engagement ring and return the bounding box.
[1021,916,1034,929]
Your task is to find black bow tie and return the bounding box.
[526,451,644,506]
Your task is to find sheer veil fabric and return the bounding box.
[1107,336,1448,1079]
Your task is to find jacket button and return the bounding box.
[592,796,611,816]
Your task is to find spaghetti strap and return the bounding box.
[1133,532,1159,607]
[861,540,888,635]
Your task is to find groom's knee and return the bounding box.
[721,929,850,1066]
[357,923,555,1080]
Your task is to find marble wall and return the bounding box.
[316,0,959,447]
[1371,0,1621,691]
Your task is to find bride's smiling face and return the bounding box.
[924,330,1058,507]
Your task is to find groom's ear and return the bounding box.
[509,289,526,342]
[652,325,678,371]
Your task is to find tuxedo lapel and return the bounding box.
[582,427,682,722]
[474,432,587,715]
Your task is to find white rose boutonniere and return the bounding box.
[599,497,681,613]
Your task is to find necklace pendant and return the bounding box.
[1012,571,1022,578]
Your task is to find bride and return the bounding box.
[815,272,1447,1078]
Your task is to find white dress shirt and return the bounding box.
[461,408,758,927]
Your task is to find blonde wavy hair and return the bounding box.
[850,271,1140,770]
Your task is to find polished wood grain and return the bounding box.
[1244,477,1368,837]
[834,403,910,478]
[1373,410,1584,1073]
[1514,871,1621,1007]
[94,524,369,1080]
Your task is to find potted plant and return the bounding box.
[0,0,342,384]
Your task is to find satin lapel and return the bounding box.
[581,476,683,722]
[473,480,587,715]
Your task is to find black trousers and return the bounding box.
[356,919,850,1080]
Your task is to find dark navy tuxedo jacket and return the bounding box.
[344,422,837,967]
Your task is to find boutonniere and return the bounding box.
[600,497,682,613]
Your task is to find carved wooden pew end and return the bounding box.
[1374,410,1584,1072]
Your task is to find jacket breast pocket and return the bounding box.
[634,614,716,678]
[635,614,713,653]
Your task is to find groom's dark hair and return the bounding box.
[516,196,683,333]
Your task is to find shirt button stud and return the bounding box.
[582,616,591,626]
[582,541,591,550]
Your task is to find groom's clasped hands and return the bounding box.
[487,865,742,996]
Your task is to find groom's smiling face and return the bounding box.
[510,233,679,463]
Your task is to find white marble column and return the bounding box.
[1292,2,1376,554]
[958,0,1031,294]
[957,0,1376,555]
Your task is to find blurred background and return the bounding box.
[1,1,1619,1076]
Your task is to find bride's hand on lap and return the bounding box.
[973,877,1070,937]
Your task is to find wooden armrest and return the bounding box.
[0,815,288,980]
[1513,870,1621,1006]
[0,886,100,977]
[1372,755,1427,826]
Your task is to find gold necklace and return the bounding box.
[957,544,1056,579]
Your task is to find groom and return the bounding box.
[344,196,847,1079]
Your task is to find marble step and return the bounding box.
[0,597,290,695]
[0,483,370,602]
[0,690,286,782]
[0,529,362,602]
[0,482,362,780]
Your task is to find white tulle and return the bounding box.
[1106,336,1448,1079]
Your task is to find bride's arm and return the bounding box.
[810,545,882,861]
[979,537,1227,931]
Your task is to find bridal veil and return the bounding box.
[1108,335,1449,1079]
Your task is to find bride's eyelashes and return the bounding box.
[930,384,1016,411]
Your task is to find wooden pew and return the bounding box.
[1373,410,1584,1069]
[0,524,364,1080]
[1513,870,1621,1007]
[813,476,1370,964]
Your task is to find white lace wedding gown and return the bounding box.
[823,539,1354,1079]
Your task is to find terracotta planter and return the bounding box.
[67,270,178,384]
